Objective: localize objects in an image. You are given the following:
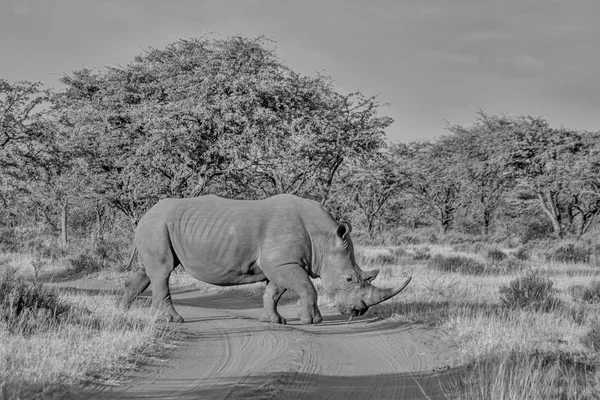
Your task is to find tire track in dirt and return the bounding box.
[73,282,457,400]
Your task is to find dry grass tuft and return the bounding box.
[498,272,560,312]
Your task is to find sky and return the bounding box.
[1,0,599,142]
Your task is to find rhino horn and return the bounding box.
[361,269,380,283]
[362,276,412,307]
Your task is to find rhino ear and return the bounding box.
[336,222,352,240]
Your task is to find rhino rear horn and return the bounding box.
[361,269,379,283]
[363,277,412,307]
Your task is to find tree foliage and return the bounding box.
[1,35,599,244]
[53,36,390,226]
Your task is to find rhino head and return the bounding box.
[319,223,412,316]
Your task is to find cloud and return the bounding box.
[460,30,511,42]
[420,50,479,66]
[496,55,545,71]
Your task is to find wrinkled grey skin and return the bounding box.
[121,194,412,324]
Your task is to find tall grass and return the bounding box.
[450,351,598,400]
[356,243,600,399]
[0,265,174,399]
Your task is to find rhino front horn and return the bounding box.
[363,277,412,307]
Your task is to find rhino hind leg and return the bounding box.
[259,281,288,324]
[137,232,184,323]
[268,263,322,324]
[121,269,151,309]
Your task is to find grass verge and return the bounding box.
[0,267,175,399]
[353,243,600,399]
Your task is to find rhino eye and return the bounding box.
[346,276,353,282]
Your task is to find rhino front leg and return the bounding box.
[269,264,322,324]
[259,281,288,324]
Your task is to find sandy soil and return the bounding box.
[54,280,458,399]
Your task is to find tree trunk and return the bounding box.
[60,200,68,247]
[94,201,105,242]
[537,192,563,238]
[482,209,491,235]
[439,221,448,236]
[438,205,452,236]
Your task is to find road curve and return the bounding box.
[76,284,457,400]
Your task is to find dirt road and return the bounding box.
[67,282,457,399]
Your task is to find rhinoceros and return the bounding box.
[121,194,411,324]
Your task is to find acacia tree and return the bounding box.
[447,112,518,235]
[335,152,407,235]
[500,116,591,238]
[56,35,391,226]
[564,131,600,236]
[392,139,463,235]
[0,79,55,227]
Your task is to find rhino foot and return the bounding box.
[298,307,322,324]
[155,313,184,323]
[170,314,185,323]
[259,313,287,324]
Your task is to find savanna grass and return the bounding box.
[428,254,486,275]
[0,264,174,398]
[353,242,600,399]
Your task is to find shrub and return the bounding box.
[513,246,531,261]
[485,248,507,262]
[354,248,405,268]
[0,268,69,334]
[399,235,420,245]
[67,253,104,275]
[0,227,22,252]
[390,247,407,258]
[412,247,431,261]
[428,255,486,275]
[556,302,588,325]
[569,281,600,304]
[372,252,397,266]
[581,320,600,352]
[495,259,526,275]
[548,243,590,263]
[499,272,559,312]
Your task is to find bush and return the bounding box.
[372,252,397,266]
[354,248,405,268]
[495,259,526,274]
[569,281,600,304]
[67,253,104,275]
[412,247,431,261]
[513,246,531,261]
[548,243,590,263]
[499,272,559,312]
[0,227,20,252]
[399,235,420,245]
[485,248,507,262]
[428,255,486,275]
[0,268,69,334]
[581,320,600,352]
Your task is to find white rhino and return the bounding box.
[122,194,411,324]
